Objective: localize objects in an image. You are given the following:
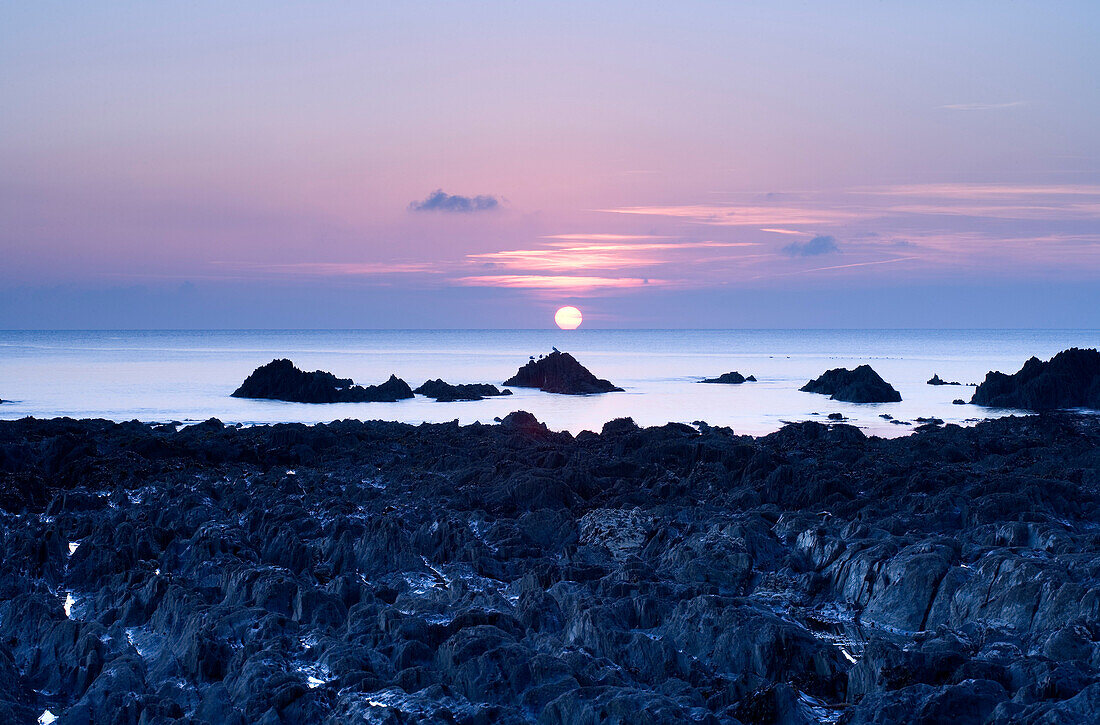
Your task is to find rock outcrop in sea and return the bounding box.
[414,379,512,402]
[232,358,414,403]
[503,351,622,394]
[1,413,1098,723]
[800,364,902,403]
[927,374,961,386]
[699,371,757,384]
[971,347,1100,411]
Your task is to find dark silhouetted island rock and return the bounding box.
[800,364,902,403]
[699,371,757,384]
[953,398,966,405]
[927,373,962,386]
[414,379,512,402]
[971,347,1100,410]
[503,350,622,394]
[232,358,413,403]
[2,413,1099,723]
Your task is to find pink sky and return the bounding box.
[1,2,1098,327]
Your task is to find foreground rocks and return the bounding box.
[0,413,1098,723]
[971,347,1100,411]
[414,380,513,402]
[504,351,622,395]
[801,365,902,403]
[699,372,757,384]
[232,359,414,403]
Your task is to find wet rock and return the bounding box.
[800,365,902,403]
[699,372,756,384]
[927,374,961,386]
[232,359,413,403]
[1,413,1098,723]
[414,379,512,402]
[971,347,1100,410]
[504,351,622,395]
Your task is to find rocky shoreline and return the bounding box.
[0,413,1099,724]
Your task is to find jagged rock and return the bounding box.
[952,399,965,405]
[800,365,902,403]
[231,359,413,403]
[414,379,512,402]
[503,351,622,395]
[971,347,1100,410]
[699,372,756,384]
[927,374,961,386]
[1,413,1098,723]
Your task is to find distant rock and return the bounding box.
[800,365,902,403]
[952,399,966,405]
[414,379,512,402]
[971,348,1100,411]
[699,371,756,384]
[232,359,414,403]
[827,412,845,420]
[503,351,622,395]
[927,374,962,386]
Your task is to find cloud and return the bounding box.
[782,235,840,257]
[409,189,500,213]
[541,233,671,241]
[457,275,659,290]
[598,205,863,226]
[939,101,1027,111]
[760,228,813,236]
[467,241,758,273]
[753,256,917,280]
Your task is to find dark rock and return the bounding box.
[699,372,756,384]
[927,374,961,386]
[0,413,1098,723]
[414,379,512,402]
[800,365,902,403]
[503,351,622,395]
[499,410,549,436]
[231,359,414,403]
[952,399,965,405]
[827,413,845,420]
[970,347,1100,411]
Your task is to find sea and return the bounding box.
[0,329,1096,438]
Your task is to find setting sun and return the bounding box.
[554,306,583,330]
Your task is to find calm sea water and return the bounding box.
[0,330,1096,437]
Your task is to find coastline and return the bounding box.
[1,412,1098,722]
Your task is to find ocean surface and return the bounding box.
[0,329,1096,437]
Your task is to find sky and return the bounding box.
[1,1,1099,329]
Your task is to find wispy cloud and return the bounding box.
[939,101,1027,111]
[468,241,758,273]
[782,235,840,257]
[753,256,917,280]
[760,228,813,236]
[598,205,864,226]
[211,261,442,276]
[858,183,1100,198]
[409,189,500,213]
[887,202,1100,221]
[457,275,659,290]
[541,233,672,241]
